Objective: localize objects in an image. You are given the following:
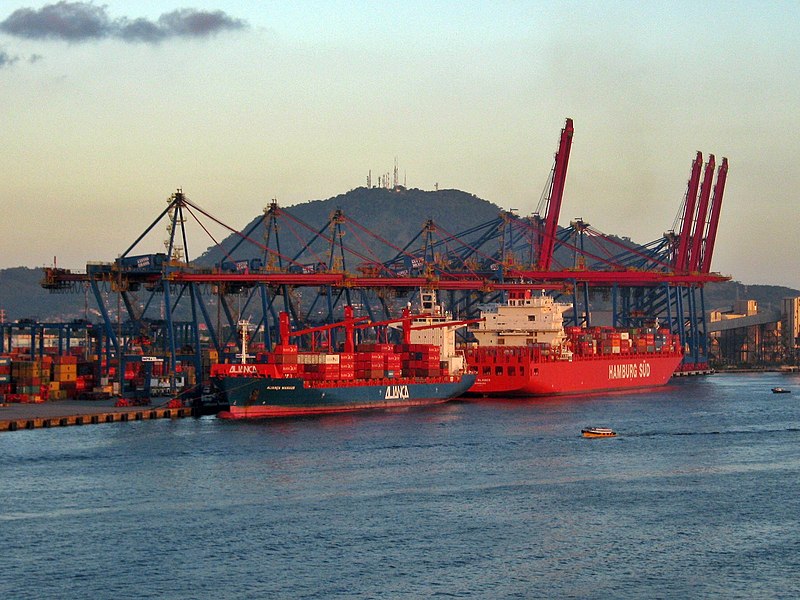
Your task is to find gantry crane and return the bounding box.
[41,119,730,397]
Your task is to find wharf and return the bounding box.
[673,369,715,377]
[0,399,194,432]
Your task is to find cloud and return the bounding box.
[0,47,20,67]
[159,8,245,38]
[0,2,247,43]
[1,2,112,41]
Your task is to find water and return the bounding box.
[2,373,800,599]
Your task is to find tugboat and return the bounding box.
[581,427,617,438]
[771,387,791,394]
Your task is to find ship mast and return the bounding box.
[237,320,250,364]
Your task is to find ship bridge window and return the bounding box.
[482,366,491,376]
[495,366,504,376]
[528,315,536,321]
[508,366,516,376]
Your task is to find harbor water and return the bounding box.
[2,372,800,599]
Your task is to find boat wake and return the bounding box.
[627,427,800,438]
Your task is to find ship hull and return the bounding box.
[465,352,682,397]
[217,374,476,419]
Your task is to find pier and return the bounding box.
[0,400,194,432]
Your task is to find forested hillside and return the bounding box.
[0,186,797,321]
[197,186,504,266]
[0,267,90,321]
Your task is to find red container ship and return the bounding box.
[214,291,476,419]
[463,290,683,397]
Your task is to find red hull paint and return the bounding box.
[465,350,683,397]
[218,396,452,419]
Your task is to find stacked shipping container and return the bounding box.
[563,327,678,357]
[253,341,450,384]
[51,355,78,400]
[0,353,96,403]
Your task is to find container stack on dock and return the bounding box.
[0,356,12,399]
[201,348,219,376]
[10,359,50,402]
[0,352,98,404]
[51,355,78,400]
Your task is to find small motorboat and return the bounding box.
[771,387,791,394]
[581,427,617,438]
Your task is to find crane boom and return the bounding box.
[537,118,574,271]
[688,154,715,272]
[675,152,703,272]
[700,157,728,273]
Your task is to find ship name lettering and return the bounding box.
[608,362,650,380]
[385,385,410,400]
[228,364,259,375]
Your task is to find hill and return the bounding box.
[0,186,797,321]
[703,281,799,313]
[0,267,91,322]
[196,186,503,266]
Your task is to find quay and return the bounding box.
[0,399,194,432]
[673,368,715,377]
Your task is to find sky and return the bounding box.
[1,1,799,289]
